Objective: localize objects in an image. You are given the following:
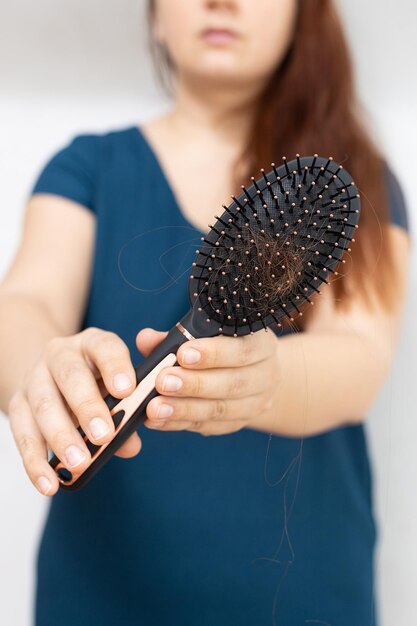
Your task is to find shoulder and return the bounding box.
[30,126,139,211]
[53,125,139,160]
[382,160,410,234]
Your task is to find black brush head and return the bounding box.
[187,155,361,337]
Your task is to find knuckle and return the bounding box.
[45,336,74,364]
[50,427,79,455]
[239,338,253,365]
[96,331,124,354]
[207,342,219,367]
[98,331,119,347]
[82,327,104,349]
[45,336,63,356]
[190,373,202,396]
[17,433,38,457]
[107,360,131,379]
[32,394,56,420]
[176,401,188,420]
[80,326,99,339]
[229,371,245,396]
[56,359,85,385]
[115,339,130,358]
[22,452,39,476]
[73,395,100,417]
[85,329,130,362]
[212,398,227,420]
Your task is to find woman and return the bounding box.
[0,0,411,624]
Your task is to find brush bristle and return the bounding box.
[189,155,360,336]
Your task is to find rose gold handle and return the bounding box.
[52,352,177,487]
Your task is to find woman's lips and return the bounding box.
[201,28,239,45]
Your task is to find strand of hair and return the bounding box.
[335,182,355,192]
[339,194,360,203]
[310,260,336,275]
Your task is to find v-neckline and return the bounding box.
[132,125,207,236]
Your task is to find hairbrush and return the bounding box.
[49,154,360,490]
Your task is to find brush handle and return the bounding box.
[49,322,191,491]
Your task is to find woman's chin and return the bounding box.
[184,63,255,88]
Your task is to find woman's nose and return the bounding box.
[205,0,237,11]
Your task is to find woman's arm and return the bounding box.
[2,194,143,494]
[0,194,96,411]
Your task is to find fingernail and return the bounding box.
[162,375,183,392]
[113,373,132,390]
[157,403,173,419]
[37,476,52,495]
[64,445,86,468]
[182,348,201,365]
[89,417,110,439]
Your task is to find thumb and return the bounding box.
[136,327,168,358]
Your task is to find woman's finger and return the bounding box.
[154,361,268,400]
[8,391,60,496]
[188,419,248,436]
[113,432,142,458]
[25,365,93,473]
[135,328,168,358]
[145,393,264,424]
[49,348,142,459]
[176,328,274,370]
[80,328,136,398]
[48,348,117,444]
[145,415,248,436]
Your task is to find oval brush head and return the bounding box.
[188,154,361,337]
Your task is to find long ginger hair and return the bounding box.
[146,0,399,317]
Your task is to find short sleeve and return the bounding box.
[30,134,100,212]
[383,162,410,233]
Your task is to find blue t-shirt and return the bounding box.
[30,126,409,626]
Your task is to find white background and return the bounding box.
[0,1,416,624]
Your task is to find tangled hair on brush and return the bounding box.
[247,226,310,305]
[146,0,404,318]
[189,156,360,336]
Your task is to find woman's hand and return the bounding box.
[7,327,141,496]
[137,327,281,436]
